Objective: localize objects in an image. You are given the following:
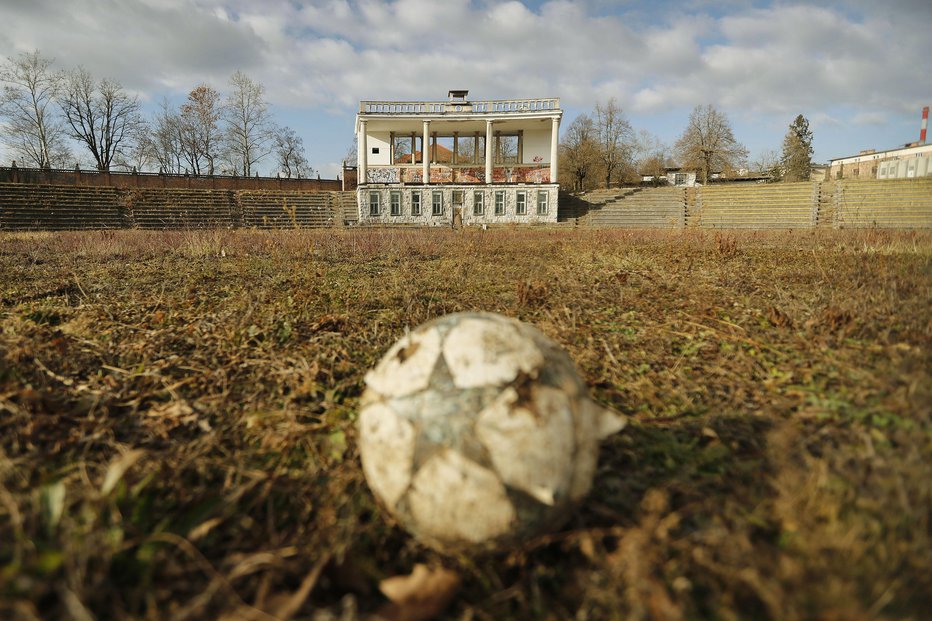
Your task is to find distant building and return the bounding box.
[829,106,932,180]
[354,90,562,225]
[640,167,720,186]
[828,143,932,180]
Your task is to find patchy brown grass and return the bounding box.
[0,228,930,621]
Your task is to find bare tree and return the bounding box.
[274,126,312,178]
[178,84,223,175]
[59,68,142,171]
[594,98,634,187]
[112,118,154,172]
[224,71,273,176]
[675,104,748,184]
[559,113,600,191]
[753,149,782,180]
[141,98,183,173]
[344,135,358,166]
[635,129,671,184]
[0,50,71,167]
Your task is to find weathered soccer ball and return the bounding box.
[358,312,625,552]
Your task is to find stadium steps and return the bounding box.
[125,189,236,229]
[0,183,126,230]
[334,191,358,226]
[557,191,591,224]
[833,179,932,228]
[695,182,817,229]
[239,190,336,228]
[816,182,836,228]
[585,187,686,228]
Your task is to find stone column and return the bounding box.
[550,116,560,184]
[422,120,430,184]
[485,120,493,183]
[359,120,368,185]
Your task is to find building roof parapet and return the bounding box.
[359,97,560,116]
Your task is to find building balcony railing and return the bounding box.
[365,164,552,185]
[360,98,560,115]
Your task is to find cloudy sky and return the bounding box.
[1,0,930,177]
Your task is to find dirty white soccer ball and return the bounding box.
[358,312,625,552]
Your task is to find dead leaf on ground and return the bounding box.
[376,564,461,621]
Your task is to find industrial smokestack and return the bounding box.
[922,106,929,144]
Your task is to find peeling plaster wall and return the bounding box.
[357,184,559,225]
[366,166,550,184]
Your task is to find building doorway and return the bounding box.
[452,190,464,228]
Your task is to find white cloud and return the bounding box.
[0,0,929,168]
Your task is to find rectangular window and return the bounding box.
[494,191,505,215]
[496,134,519,164]
[473,191,484,216]
[456,135,481,164]
[411,192,422,216]
[393,135,414,164]
[516,191,527,215]
[390,191,402,216]
[432,191,443,216]
[368,191,380,216]
[434,136,455,164]
[674,173,686,186]
[537,190,548,215]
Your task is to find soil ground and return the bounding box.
[1,228,930,620]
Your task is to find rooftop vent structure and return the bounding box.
[448,90,468,102]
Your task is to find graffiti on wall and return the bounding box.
[456,168,485,183]
[367,167,400,183]
[368,165,549,184]
[430,168,454,183]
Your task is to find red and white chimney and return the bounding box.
[921,106,929,144]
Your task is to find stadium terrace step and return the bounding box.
[239,190,336,228]
[0,183,125,230]
[583,187,687,228]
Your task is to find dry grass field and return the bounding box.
[1,228,930,621]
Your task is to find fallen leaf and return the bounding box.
[101,449,145,496]
[377,564,460,621]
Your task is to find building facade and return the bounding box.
[829,143,932,180]
[355,91,561,225]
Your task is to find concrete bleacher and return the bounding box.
[334,191,358,226]
[127,189,236,229]
[556,191,591,224]
[239,191,336,228]
[696,182,816,229]
[833,178,932,228]
[2,179,929,231]
[0,183,125,230]
[585,187,686,228]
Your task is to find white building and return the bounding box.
[355,90,561,225]
[829,143,932,180]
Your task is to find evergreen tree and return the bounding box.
[781,114,813,182]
